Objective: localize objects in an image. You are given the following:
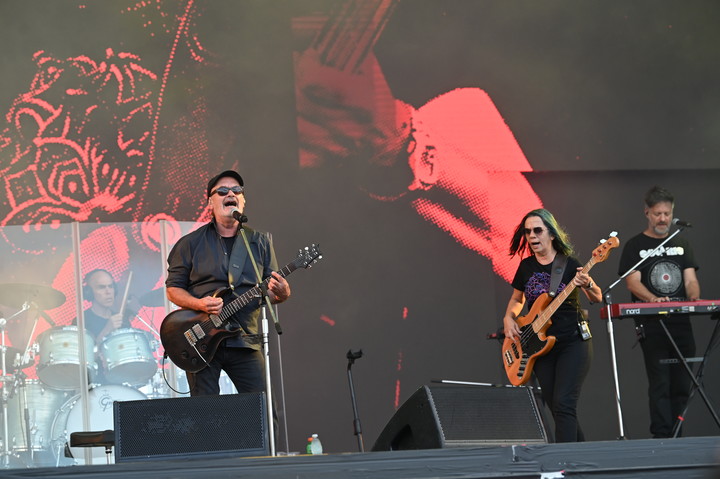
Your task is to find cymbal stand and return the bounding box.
[132,314,160,339]
[1,303,30,467]
[18,305,42,466]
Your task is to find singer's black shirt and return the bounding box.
[166,220,278,348]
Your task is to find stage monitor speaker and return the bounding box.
[372,384,547,451]
[114,392,268,462]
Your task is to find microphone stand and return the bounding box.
[346,350,364,452]
[260,305,275,456]
[602,226,684,440]
[237,219,281,456]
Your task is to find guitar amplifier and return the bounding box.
[114,392,268,462]
[372,384,548,451]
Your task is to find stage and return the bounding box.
[2,437,718,479]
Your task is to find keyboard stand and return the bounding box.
[657,317,720,432]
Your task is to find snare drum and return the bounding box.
[3,379,67,453]
[36,326,97,390]
[50,384,146,464]
[100,328,157,385]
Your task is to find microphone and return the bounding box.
[231,208,248,224]
[672,218,692,228]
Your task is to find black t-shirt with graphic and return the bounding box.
[618,233,698,299]
[512,255,584,342]
[618,232,698,325]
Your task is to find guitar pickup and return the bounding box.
[504,349,514,366]
[184,329,197,345]
[518,357,528,374]
[192,324,206,339]
[210,314,222,328]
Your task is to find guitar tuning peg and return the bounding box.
[610,231,618,237]
[599,239,606,244]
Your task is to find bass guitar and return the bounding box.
[502,234,619,386]
[160,244,322,373]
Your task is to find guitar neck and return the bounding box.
[314,0,397,73]
[535,256,597,329]
[217,262,297,324]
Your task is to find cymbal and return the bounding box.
[0,283,66,310]
[140,289,166,307]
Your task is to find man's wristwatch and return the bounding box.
[583,281,594,290]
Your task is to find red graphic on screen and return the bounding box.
[0,1,209,256]
[293,0,542,281]
[0,1,205,378]
[1,48,155,241]
[0,0,545,431]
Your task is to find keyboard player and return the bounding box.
[617,186,700,438]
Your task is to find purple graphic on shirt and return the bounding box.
[525,272,566,305]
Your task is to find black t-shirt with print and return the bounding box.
[512,255,584,342]
[618,232,698,325]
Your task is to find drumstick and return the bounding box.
[118,271,133,319]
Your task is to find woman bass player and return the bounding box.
[502,209,602,442]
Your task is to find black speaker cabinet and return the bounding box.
[114,392,268,462]
[372,384,547,451]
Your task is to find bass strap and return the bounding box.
[548,254,568,298]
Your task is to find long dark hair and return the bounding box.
[509,209,574,258]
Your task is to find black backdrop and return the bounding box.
[1,0,718,454]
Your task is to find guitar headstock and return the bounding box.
[294,244,323,269]
[593,232,620,263]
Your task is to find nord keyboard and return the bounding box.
[600,300,720,319]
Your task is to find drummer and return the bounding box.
[73,269,133,340]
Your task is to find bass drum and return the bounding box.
[51,384,146,464]
[1,379,68,466]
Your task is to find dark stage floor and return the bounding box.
[0,436,718,479]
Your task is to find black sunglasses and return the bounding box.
[524,227,545,235]
[210,186,244,197]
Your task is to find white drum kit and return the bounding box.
[0,283,181,468]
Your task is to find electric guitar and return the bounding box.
[502,234,619,386]
[160,244,322,373]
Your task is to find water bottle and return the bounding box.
[309,433,323,455]
[305,436,313,454]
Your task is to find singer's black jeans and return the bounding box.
[186,346,265,395]
[533,335,592,443]
[187,345,279,445]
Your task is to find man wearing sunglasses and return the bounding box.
[165,170,291,397]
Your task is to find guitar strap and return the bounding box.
[548,254,568,298]
[227,227,253,289]
[225,228,254,338]
[549,253,592,340]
